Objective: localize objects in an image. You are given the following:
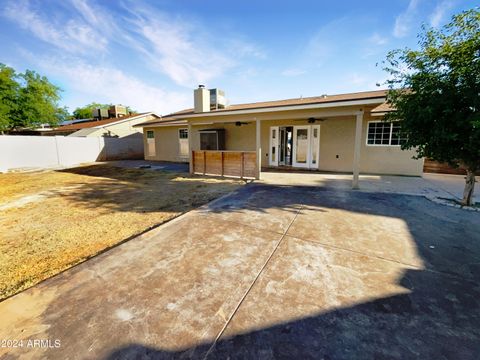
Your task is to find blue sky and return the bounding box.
[0,0,475,114]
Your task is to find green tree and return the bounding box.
[0,64,66,131]
[0,64,19,133]
[383,8,480,206]
[15,70,63,129]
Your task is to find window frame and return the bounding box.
[365,120,404,147]
[146,130,155,139]
[178,128,188,139]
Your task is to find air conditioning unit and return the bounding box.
[92,108,109,119]
[209,89,226,110]
[109,105,128,118]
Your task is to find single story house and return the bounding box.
[49,112,161,138]
[135,87,423,188]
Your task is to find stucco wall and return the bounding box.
[144,107,423,176]
[360,113,423,176]
[191,123,256,151]
[144,122,256,163]
[144,126,188,163]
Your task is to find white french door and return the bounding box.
[269,126,279,166]
[270,125,320,169]
[292,125,320,169]
[292,126,310,168]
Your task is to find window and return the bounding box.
[146,130,154,139]
[179,129,188,139]
[367,121,405,146]
[200,132,218,150]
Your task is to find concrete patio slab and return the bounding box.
[260,171,479,203]
[1,183,479,359]
[423,172,479,202]
[212,236,480,359]
[198,186,302,233]
[0,211,283,359]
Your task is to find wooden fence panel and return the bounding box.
[243,152,257,178]
[193,151,205,174]
[223,152,242,177]
[192,150,256,178]
[205,151,222,175]
[423,158,478,175]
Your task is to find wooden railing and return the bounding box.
[192,150,257,179]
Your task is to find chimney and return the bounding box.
[194,85,210,113]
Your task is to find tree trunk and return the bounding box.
[461,169,476,206]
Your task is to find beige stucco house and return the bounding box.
[135,87,423,188]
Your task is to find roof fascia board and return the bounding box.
[174,98,384,120]
[187,109,364,124]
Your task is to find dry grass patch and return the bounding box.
[0,165,243,300]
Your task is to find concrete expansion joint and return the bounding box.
[203,205,304,359]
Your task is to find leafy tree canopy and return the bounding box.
[0,64,65,131]
[383,8,480,205]
[0,64,20,131]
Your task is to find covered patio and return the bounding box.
[187,107,367,188]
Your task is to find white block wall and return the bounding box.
[0,135,143,172]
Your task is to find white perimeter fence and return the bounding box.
[0,135,144,172]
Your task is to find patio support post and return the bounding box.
[352,110,364,189]
[255,118,261,180]
[188,122,193,174]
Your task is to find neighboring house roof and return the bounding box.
[52,112,158,132]
[67,128,99,137]
[136,90,388,127]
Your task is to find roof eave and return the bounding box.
[91,112,158,129]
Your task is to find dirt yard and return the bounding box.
[0,165,243,301]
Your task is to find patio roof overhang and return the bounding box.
[135,97,385,127]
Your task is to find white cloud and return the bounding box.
[3,0,263,88]
[281,68,306,77]
[121,5,265,87]
[430,0,455,28]
[27,52,190,113]
[368,33,388,46]
[2,0,266,111]
[127,13,234,87]
[393,0,420,38]
[3,0,108,54]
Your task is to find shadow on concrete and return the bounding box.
[100,185,480,359]
[31,181,480,359]
[104,265,480,359]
